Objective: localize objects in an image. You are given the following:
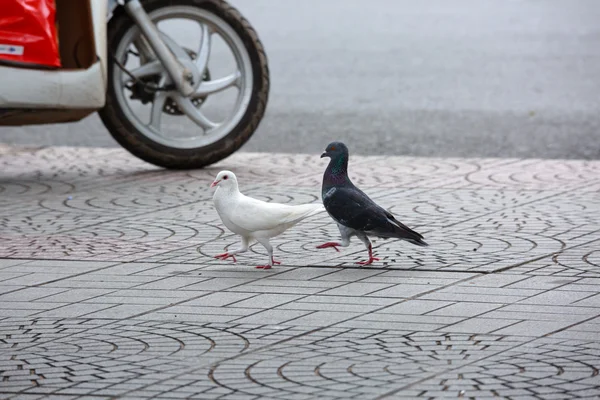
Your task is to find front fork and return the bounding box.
[119,0,195,96]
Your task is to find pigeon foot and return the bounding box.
[255,265,272,270]
[214,253,237,262]
[316,242,341,252]
[357,256,380,266]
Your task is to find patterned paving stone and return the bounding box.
[0,318,312,397]
[394,337,600,399]
[1,146,600,398]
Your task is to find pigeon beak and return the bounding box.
[320,152,328,158]
[210,180,220,188]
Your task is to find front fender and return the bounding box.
[107,0,121,20]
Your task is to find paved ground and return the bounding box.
[1,145,600,399]
[2,0,600,159]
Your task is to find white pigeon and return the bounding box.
[208,170,325,269]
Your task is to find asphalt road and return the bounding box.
[2,0,599,159]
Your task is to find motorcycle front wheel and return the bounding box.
[99,0,269,169]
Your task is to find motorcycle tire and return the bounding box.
[98,0,269,170]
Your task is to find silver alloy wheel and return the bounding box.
[112,6,254,149]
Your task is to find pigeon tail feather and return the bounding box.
[370,214,429,247]
[282,203,326,225]
[407,237,429,247]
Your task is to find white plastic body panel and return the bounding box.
[0,0,108,110]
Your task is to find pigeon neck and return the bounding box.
[215,182,240,197]
[325,155,349,183]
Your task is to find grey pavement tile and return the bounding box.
[0,301,67,310]
[506,275,581,290]
[360,275,467,286]
[68,274,160,284]
[519,290,594,305]
[462,273,529,287]
[157,305,251,317]
[31,303,117,318]
[0,309,41,317]
[18,260,118,269]
[356,313,464,326]
[278,301,381,313]
[568,317,600,332]
[132,276,213,290]
[279,311,361,326]
[377,299,451,315]
[299,295,398,307]
[178,277,255,291]
[109,289,207,299]
[0,285,24,295]
[266,267,341,281]
[420,291,526,304]
[0,273,72,286]
[83,295,185,305]
[0,287,66,302]
[381,270,480,280]
[571,293,600,307]
[492,320,580,336]
[499,303,600,316]
[35,288,116,303]
[439,285,543,297]
[244,278,341,288]
[227,284,326,295]
[232,309,312,325]
[481,308,596,323]
[311,269,386,282]
[558,282,600,292]
[575,277,600,286]
[82,304,163,319]
[97,262,168,275]
[360,270,478,286]
[133,309,231,323]
[336,319,445,331]
[228,293,304,309]
[366,283,441,298]
[178,291,256,307]
[444,317,522,333]
[1,264,107,275]
[43,279,143,290]
[0,259,31,269]
[319,282,394,296]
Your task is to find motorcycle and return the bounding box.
[0,0,269,169]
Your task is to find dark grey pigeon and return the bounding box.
[317,141,428,265]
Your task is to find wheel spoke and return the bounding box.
[148,92,168,133]
[194,71,241,97]
[173,94,218,130]
[124,60,162,83]
[195,24,211,76]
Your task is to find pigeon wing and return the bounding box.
[323,186,384,231]
[229,195,323,232]
[324,186,426,244]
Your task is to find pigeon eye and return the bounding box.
[330,146,336,151]
[223,175,228,180]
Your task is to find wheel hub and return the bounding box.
[127,47,209,115]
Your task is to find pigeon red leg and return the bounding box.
[213,238,248,263]
[316,242,341,252]
[256,256,280,270]
[357,244,380,266]
[214,253,237,262]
